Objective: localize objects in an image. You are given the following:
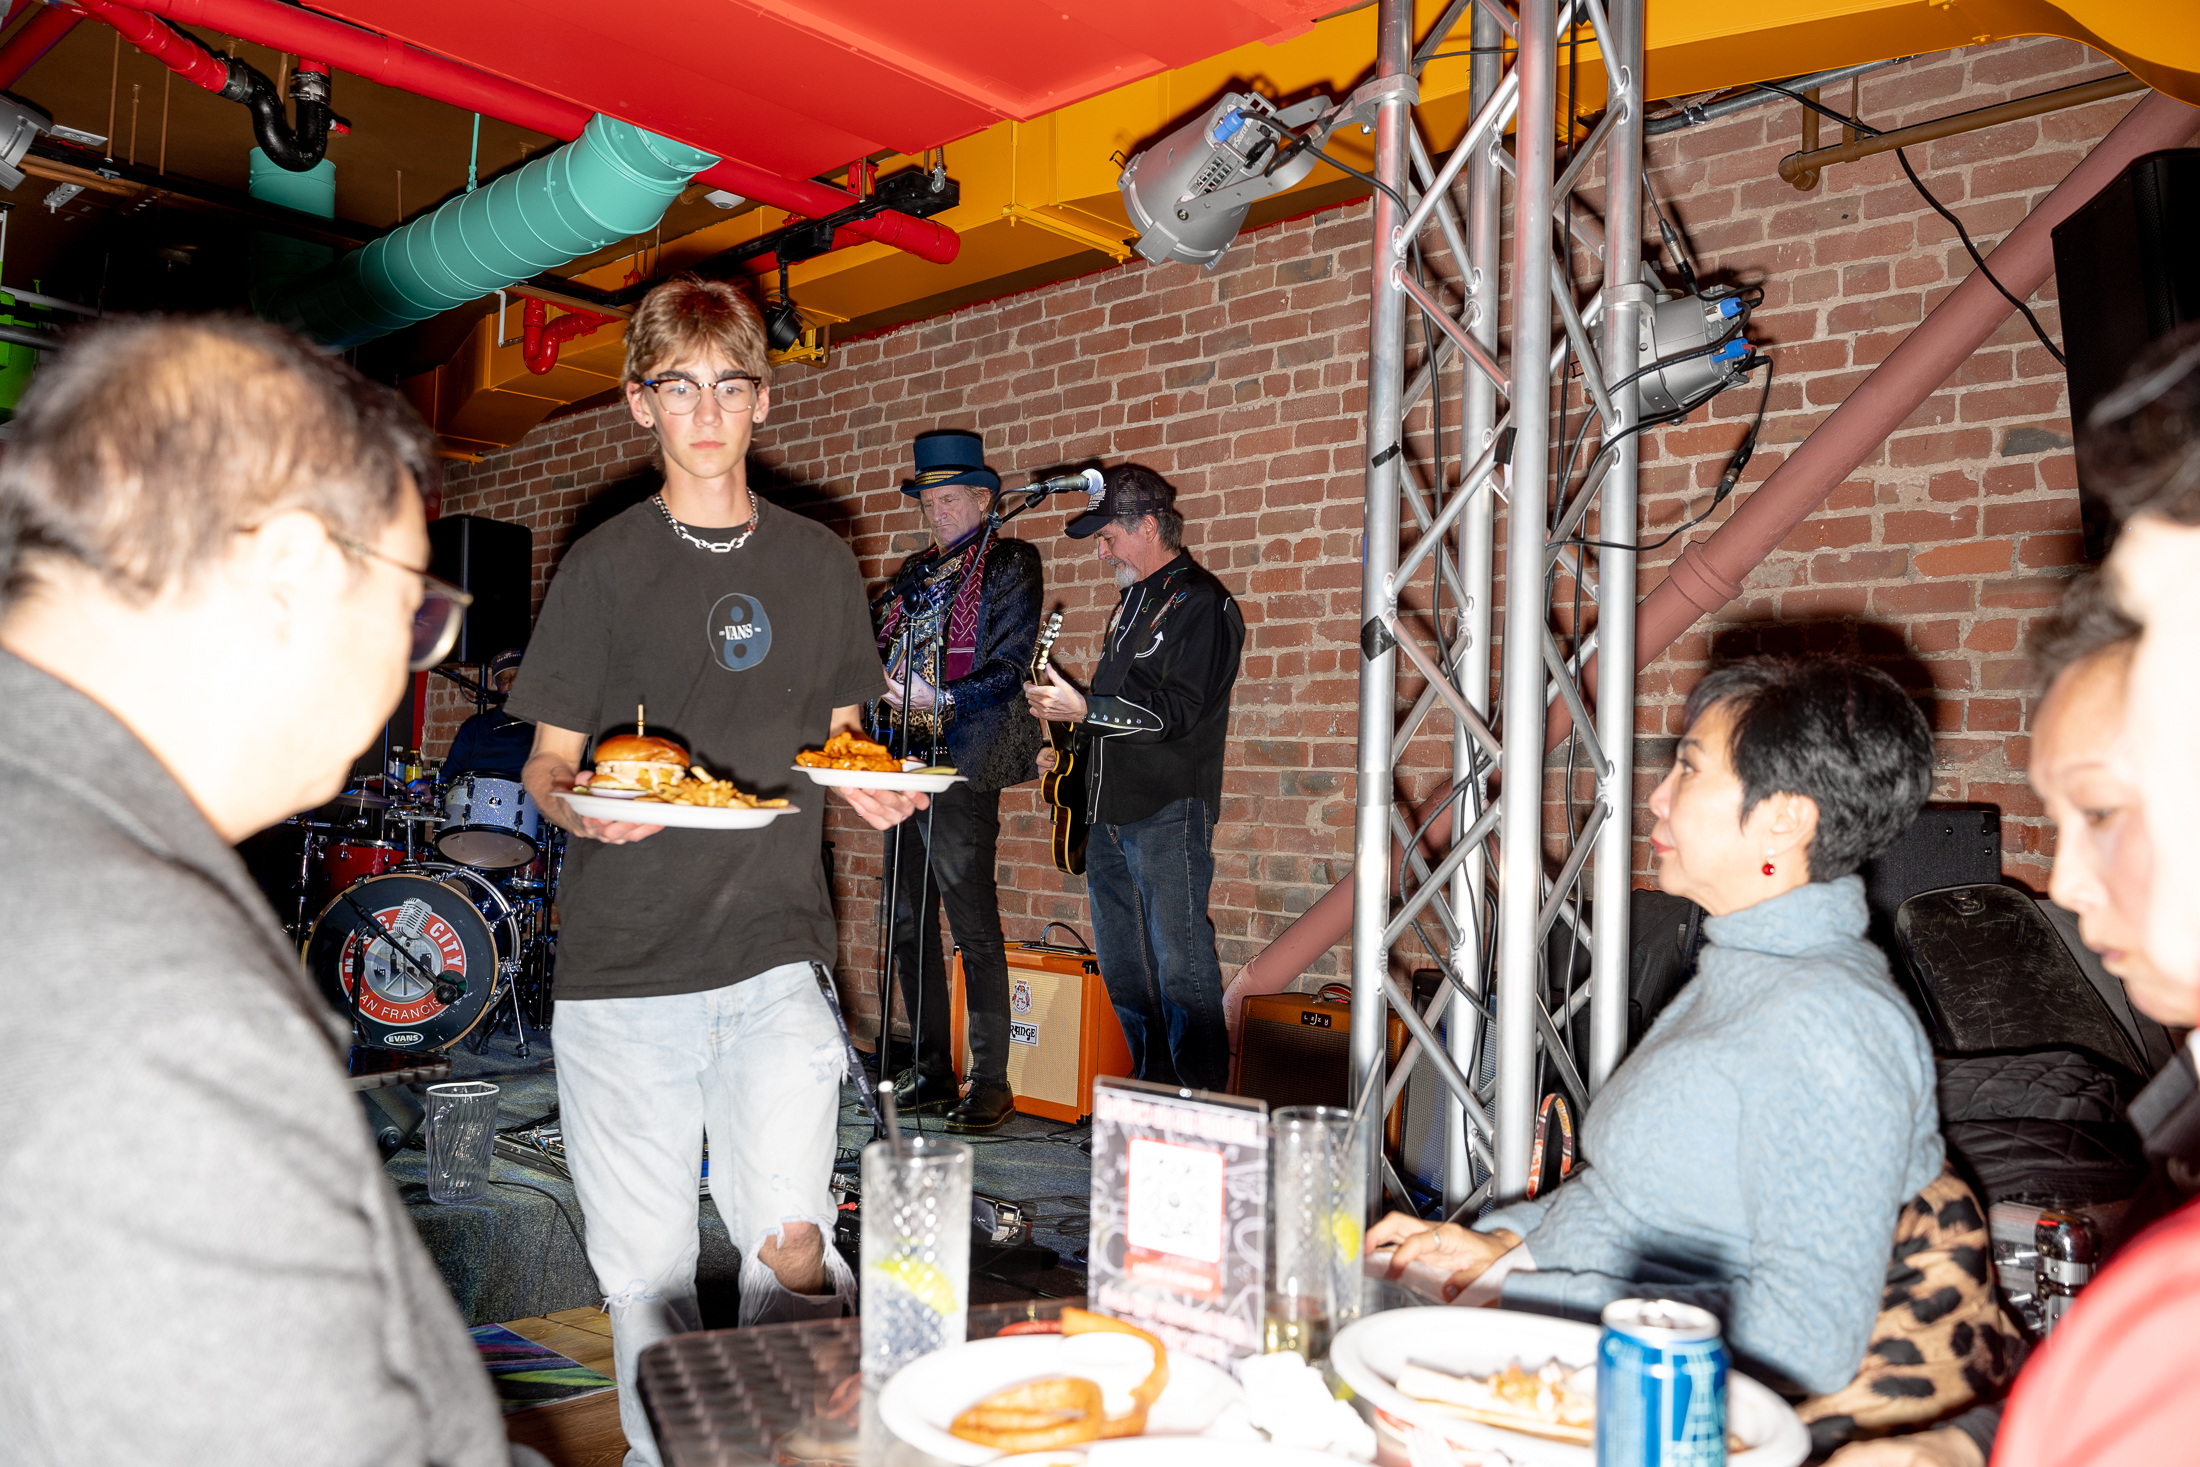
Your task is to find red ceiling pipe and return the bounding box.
[70,0,230,91]
[0,4,82,88]
[92,0,958,263]
[1223,87,2200,1025]
[520,294,617,375]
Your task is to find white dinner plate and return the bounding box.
[1330,1307,1808,1467]
[560,791,797,830]
[877,1333,1243,1466]
[792,764,967,793]
[993,1444,1344,1466]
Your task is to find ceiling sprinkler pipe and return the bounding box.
[72,0,331,169]
[0,5,82,89]
[520,293,617,375]
[261,114,716,347]
[94,0,958,263]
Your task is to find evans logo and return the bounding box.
[383,1031,424,1046]
[1299,1011,1333,1029]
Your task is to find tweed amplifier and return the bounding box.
[949,939,1133,1122]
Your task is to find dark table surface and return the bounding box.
[640,1298,1076,1467]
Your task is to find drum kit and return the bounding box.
[253,752,560,1058]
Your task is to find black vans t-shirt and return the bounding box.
[505,498,885,1000]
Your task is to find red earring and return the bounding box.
[1762,861,1776,877]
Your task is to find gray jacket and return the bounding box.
[1482,877,1943,1394]
[0,651,507,1465]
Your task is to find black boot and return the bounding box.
[890,1063,959,1114]
[945,1078,1017,1134]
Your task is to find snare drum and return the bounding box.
[437,774,540,870]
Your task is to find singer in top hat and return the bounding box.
[872,429,1045,1133]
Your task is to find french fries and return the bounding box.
[632,763,790,809]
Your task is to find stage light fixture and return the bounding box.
[763,261,805,351]
[1117,91,1340,269]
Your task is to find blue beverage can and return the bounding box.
[1596,1298,1728,1467]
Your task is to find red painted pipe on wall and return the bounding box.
[0,4,81,88]
[91,0,959,263]
[1222,86,2200,1027]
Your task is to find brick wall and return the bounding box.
[430,36,2132,1037]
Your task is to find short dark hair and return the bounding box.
[2032,571,2139,690]
[2078,319,2200,526]
[0,316,434,611]
[1682,656,1934,881]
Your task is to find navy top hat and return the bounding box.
[902,429,1001,497]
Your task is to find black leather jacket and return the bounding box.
[870,536,1045,793]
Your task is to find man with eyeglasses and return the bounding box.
[508,275,923,1467]
[0,318,532,1464]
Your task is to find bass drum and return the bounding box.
[304,864,521,1051]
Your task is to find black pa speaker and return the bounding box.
[2050,148,2200,559]
[426,514,532,666]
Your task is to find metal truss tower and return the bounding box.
[1350,0,1645,1213]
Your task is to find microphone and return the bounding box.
[1029,468,1107,507]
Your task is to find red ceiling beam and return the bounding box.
[63,0,958,262]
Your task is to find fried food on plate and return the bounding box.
[947,1309,1169,1452]
[633,763,789,809]
[795,730,903,773]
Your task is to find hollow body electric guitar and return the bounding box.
[1031,611,1090,875]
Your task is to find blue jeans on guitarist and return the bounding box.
[1084,795,1232,1093]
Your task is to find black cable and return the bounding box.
[1563,356,1775,553]
[1754,80,2065,366]
[492,1177,590,1259]
[1239,113,1409,214]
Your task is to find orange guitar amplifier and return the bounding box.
[949,940,1133,1122]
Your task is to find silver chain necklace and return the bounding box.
[654,492,759,553]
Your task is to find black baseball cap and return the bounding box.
[1067,467,1174,539]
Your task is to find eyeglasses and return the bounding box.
[641,374,761,413]
[330,532,475,671]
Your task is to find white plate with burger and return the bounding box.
[568,733,798,831]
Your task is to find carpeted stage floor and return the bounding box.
[390,1025,1094,1325]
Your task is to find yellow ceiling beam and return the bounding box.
[413,0,2197,450]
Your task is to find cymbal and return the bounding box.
[328,789,390,810]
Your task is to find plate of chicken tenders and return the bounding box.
[794,731,966,793]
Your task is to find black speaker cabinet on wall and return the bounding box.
[2051,148,2200,559]
[426,515,532,666]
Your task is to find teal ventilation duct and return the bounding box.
[262,116,716,348]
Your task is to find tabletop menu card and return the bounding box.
[1087,1075,1268,1366]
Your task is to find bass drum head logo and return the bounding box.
[1011,978,1033,1015]
[707,593,773,671]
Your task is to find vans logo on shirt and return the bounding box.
[708,593,773,671]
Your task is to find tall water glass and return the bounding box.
[1266,1104,1365,1362]
[860,1134,972,1383]
[424,1081,500,1204]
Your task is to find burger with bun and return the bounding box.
[590,734,690,792]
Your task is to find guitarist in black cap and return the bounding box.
[1024,463,1244,1092]
[872,429,1044,1132]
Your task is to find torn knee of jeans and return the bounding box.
[602,1279,663,1310]
[757,1215,831,1256]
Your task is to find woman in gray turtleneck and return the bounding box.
[1371,657,1943,1397]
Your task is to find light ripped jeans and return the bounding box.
[555,960,856,1467]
